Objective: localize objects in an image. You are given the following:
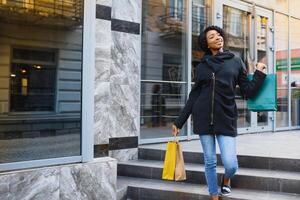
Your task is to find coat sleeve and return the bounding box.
[174,72,202,129]
[238,58,267,99]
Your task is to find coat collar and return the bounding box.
[200,50,235,73]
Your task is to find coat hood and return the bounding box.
[200,50,235,73]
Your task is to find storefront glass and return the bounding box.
[223,5,252,128]
[0,0,83,163]
[290,0,300,18]
[290,17,300,126]
[141,0,189,139]
[141,0,212,139]
[140,0,300,141]
[252,0,288,13]
[275,13,289,128]
[256,15,270,126]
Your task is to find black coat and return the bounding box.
[174,51,266,137]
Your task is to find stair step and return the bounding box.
[138,148,300,172]
[118,159,300,194]
[117,176,300,200]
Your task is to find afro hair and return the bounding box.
[198,25,226,54]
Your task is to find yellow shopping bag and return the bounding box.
[162,141,177,180]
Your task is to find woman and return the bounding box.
[172,26,267,200]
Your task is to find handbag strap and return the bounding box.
[173,135,178,142]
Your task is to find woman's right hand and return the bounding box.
[256,62,267,74]
[172,124,179,136]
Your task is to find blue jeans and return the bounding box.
[199,134,238,196]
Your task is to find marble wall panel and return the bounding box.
[60,158,117,200]
[95,19,111,83]
[109,31,141,139]
[112,0,141,23]
[109,148,138,162]
[95,18,112,145]
[94,81,110,145]
[0,168,59,200]
[0,158,117,200]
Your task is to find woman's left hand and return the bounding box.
[256,62,267,74]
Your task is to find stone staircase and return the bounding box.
[117,147,300,200]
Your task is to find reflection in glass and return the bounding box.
[141,82,187,139]
[169,0,184,20]
[275,14,289,128]
[290,18,300,126]
[10,49,56,112]
[256,16,269,126]
[0,0,83,164]
[191,0,211,80]
[223,6,251,128]
[141,0,188,139]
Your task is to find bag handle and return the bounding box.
[173,135,178,142]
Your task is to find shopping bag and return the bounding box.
[247,74,277,111]
[175,142,186,181]
[162,141,177,180]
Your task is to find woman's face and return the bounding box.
[206,30,224,51]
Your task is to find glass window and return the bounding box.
[229,8,243,37]
[10,48,57,112]
[275,13,289,128]
[141,0,189,139]
[223,5,252,128]
[289,0,300,18]
[192,0,205,36]
[256,15,270,127]
[0,0,83,164]
[252,0,288,13]
[169,0,184,20]
[290,18,300,126]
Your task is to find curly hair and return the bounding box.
[198,25,226,54]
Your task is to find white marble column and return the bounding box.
[94,0,142,161]
[108,0,141,160]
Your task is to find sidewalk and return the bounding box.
[141,130,300,159]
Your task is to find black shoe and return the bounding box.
[220,175,231,196]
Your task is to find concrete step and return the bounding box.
[117,186,127,200]
[117,176,300,200]
[117,159,300,194]
[138,148,300,172]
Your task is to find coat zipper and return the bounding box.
[210,72,215,126]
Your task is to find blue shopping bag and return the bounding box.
[247,74,277,111]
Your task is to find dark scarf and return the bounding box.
[200,50,235,73]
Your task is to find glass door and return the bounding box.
[140,0,189,143]
[216,0,274,134]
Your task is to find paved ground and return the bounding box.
[141,130,300,159]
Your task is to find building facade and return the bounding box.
[0,0,299,199]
